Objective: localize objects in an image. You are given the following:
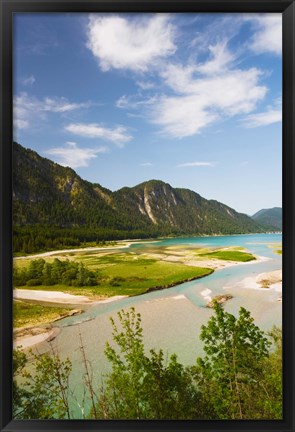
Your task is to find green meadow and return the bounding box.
[13,246,257,328]
[13,300,72,328]
[14,252,213,298]
[199,250,256,262]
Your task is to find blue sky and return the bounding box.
[13,13,282,215]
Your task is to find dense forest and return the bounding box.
[13,225,159,254]
[13,304,282,420]
[13,142,265,254]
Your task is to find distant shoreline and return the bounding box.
[14,232,282,260]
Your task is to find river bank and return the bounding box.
[226,269,282,298]
[13,254,272,350]
[13,233,282,420]
[13,294,128,349]
[13,235,281,351]
[14,240,160,260]
[14,326,61,350]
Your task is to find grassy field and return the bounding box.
[13,300,73,328]
[14,247,257,301]
[13,245,255,328]
[199,250,256,262]
[15,253,213,297]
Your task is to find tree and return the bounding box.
[13,349,31,418]
[13,306,282,420]
[13,258,99,287]
[195,302,271,419]
[96,308,199,420]
[98,308,146,419]
[142,349,199,419]
[247,326,282,419]
[13,347,72,419]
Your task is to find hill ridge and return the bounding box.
[13,142,265,253]
[252,207,282,231]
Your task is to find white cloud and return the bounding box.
[14,118,29,130]
[152,95,218,138]
[140,162,153,166]
[42,97,89,113]
[14,92,89,130]
[44,142,108,168]
[65,123,133,146]
[242,97,282,128]
[22,75,36,86]
[246,14,282,55]
[189,15,244,55]
[177,161,216,167]
[151,62,267,138]
[196,41,235,75]
[86,14,176,72]
[136,81,155,90]
[113,33,268,138]
[116,95,131,109]
[84,15,278,140]
[116,94,157,109]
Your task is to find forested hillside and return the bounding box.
[252,207,282,231]
[13,142,264,253]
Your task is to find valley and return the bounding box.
[11,144,283,420]
[13,235,281,349]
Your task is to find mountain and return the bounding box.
[252,207,282,231]
[13,142,264,252]
[14,142,131,229]
[113,180,262,235]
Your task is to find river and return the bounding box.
[34,233,282,418]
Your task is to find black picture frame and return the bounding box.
[0,1,294,431]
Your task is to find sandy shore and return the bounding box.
[14,289,127,306]
[187,254,270,270]
[14,326,60,350]
[256,270,282,288]
[13,292,128,349]
[150,251,270,271]
[14,289,95,304]
[225,269,282,296]
[14,243,132,260]
[93,295,127,304]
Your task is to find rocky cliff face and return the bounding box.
[114,180,262,234]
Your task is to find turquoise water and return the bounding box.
[56,233,281,323]
[35,233,282,417]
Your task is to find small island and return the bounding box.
[206,294,233,308]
